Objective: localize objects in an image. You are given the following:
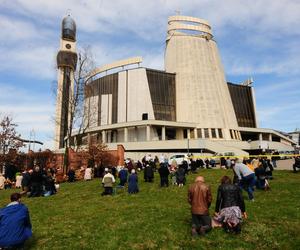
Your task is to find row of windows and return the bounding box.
[146,69,176,121]
[227,83,256,128]
[183,128,224,139]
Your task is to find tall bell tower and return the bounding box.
[55,15,78,149]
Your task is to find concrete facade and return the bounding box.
[55,15,295,159]
[165,16,238,139]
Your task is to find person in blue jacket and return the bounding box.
[0,193,32,248]
[128,169,139,194]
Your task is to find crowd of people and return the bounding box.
[0,166,58,197]
[0,151,297,247]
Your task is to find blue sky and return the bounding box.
[0,0,299,150]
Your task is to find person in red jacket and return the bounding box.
[188,176,212,236]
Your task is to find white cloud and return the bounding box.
[0,0,299,137]
[0,45,57,80]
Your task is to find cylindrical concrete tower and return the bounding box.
[165,16,239,140]
[55,15,78,149]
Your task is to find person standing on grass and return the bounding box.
[0,193,32,249]
[188,176,212,236]
[232,159,256,201]
[128,169,139,194]
[101,168,115,196]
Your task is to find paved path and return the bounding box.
[275,159,294,170]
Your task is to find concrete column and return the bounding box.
[146,125,151,141]
[134,127,138,142]
[162,126,166,141]
[101,131,106,143]
[187,129,191,139]
[259,133,263,141]
[194,128,198,139]
[124,127,128,142]
[208,128,212,139]
[269,133,272,141]
[201,128,205,139]
[235,130,239,140]
[215,128,220,139]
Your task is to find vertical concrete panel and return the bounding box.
[127,68,154,122]
[100,94,112,125]
[118,71,127,123]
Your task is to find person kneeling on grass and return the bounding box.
[128,169,139,194]
[0,193,32,249]
[101,168,115,196]
[188,176,212,236]
[213,176,247,233]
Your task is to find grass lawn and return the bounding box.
[0,169,299,250]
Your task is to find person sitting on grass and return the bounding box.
[67,167,76,182]
[254,164,269,190]
[101,168,115,196]
[0,193,32,249]
[213,176,247,233]
[128,169,139,194]
[188,176,212,236]
[44,171,57,197]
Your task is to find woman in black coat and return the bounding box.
[214,176,247,233]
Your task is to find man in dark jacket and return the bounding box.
[29,166,43,197]
[188,176,212,236]
[144,164,154,182]
[21,169,31,196]
[0,193,32,248]
[158,163,170,187]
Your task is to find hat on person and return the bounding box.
[131,169,136,174]
[105,168,108,172]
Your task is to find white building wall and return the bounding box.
[127,68,155,122]
[118,71,127,123]
[100,94,112,126]
[88,95,98,128]
[165,16,238,140]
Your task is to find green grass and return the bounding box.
[0,170,300,250]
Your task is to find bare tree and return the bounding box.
[0,115,23,172]
[54,46,95,150]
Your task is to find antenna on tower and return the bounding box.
[66,9,72,16]
[175,10,181,15]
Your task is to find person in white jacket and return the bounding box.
[84,167,92,181]
[0,174,5,190]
